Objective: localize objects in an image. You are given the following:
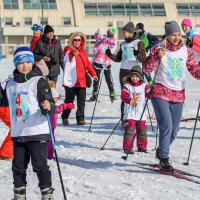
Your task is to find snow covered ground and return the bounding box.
[0,58,200,200]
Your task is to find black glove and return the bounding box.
[105,48,111,57]
[133,48,138,56]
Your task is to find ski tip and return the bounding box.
[121,156,127,161]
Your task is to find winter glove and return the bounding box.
[133,48,138,56]
[105,48,111,57]
[62,103,75,110]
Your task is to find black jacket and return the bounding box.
[33,35,64,77]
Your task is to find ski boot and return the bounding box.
[13,186,26,200]
[138,148,148,153]
[88,92,98,102]
[41,187,54,200]
[159,158,173,172]
[124,149,134,155]
[110,92,115,103]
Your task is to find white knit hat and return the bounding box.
[51,88,60,99]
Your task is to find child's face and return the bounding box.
[33,30,41,37]
[17,62,33,74]
[122,31,132,39]
[131,74,140,83]
[182,25,191,34]
[54,98,59,103]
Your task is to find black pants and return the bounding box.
[93,63,114,93]
[12,141,51,188]
[62,87,86,121]
[119,68,132,121]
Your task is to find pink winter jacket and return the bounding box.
[142,42,200,102]
[93,33,117,66]
[121,81,150,104]
[50,104,65,129]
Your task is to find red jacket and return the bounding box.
[64,33,96,88]
[142,42,200,102]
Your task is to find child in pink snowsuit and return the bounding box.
[121,66,150,154]
[48,88,75,159]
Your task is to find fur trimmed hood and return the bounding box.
[68,32,87,50]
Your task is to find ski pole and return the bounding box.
[147,103,154,132]
[46,114,67,200]
[88,68,104,131]
[152,124,159,151]
[100,105,130,150]
[183,100,200,166]
[122,60,161,161]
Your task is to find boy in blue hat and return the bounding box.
[1,46,55,199]
[30,24,43,52]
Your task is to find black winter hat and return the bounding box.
[136,23,144,30]
[122,22,135,34]
[44,25,54,35]
[130,65,143,80]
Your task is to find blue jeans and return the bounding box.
[151,97,183,159]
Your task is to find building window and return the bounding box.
[139,3,153,16]
[177,3,200,16]
[5,18,13,26]
[98,3,111,16]
[40,18,48,25]
[84,2,166,17]
[125,3,138,16]
[176,4,190,16]
[3,0,19,9]
[84,3,98,16]
[112,4,125,16]
[23,0,57,9]
[63,18,71,26]
[152,4,166,16]
[24,18,32,25]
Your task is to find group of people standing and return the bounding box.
[0,18,200,199]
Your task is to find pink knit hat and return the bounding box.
[181,18,192,27]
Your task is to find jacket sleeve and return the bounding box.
[186,47,200,79]
[137,41,146,63]
[58,41,64,70]
[83,52,96,77]
[33,41,45,62]
[0,81,9,107]
[147,33,159,50]
[109,43,122,62]
[121,85,131,104]
[37,77,56,116]
[142,45,160,73]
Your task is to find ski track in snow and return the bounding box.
[0,59,200,200]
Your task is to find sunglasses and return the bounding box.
[73,39,81,42]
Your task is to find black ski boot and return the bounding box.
[88,92,98,102]
[13,186,26,200]
[110,92,115,103]
[138,148,148,153]
[159,158,173,172]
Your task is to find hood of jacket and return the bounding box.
[68,32,87,50]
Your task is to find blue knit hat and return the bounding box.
[31,24,43,33]
[13,47,34,67]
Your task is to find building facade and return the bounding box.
[0,0,200,57]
